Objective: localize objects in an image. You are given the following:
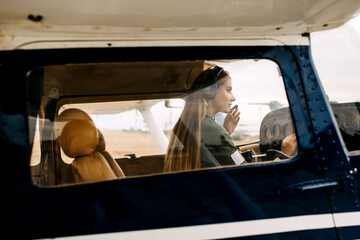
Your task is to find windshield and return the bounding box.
[311,15,360,153]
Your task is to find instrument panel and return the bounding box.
[259,107,294,152]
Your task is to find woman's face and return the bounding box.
[212,77,236,113]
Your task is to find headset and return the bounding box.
[189,66,227,100]
[202,84,218,100]
[201,66,225,100]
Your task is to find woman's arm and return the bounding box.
[281,133,297,156]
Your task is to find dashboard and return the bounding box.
[259,107,294,153]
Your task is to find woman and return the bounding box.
[164,66,241,172]
[163,66,296,172]
[200,67,243,167]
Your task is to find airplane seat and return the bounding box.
[95,129,126,178]
[57,108,125,183]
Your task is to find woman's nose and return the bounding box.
[231,94,236,101]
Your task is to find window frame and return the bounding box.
[28,55,304,186]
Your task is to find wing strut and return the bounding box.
[139,108,168,154]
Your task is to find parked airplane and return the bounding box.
[0,0,360,239]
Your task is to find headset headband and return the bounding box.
[189,66,228,94]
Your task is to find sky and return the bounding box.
[311,16,360,103]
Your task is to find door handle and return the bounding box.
[277,179,340,195]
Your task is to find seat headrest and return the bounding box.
[55,108,94,139]
[58,119,99,158]
[56,108,92,122]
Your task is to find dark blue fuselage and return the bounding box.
[0,45,359,239]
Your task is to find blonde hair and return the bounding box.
[163,92,206,172]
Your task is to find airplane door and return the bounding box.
[1,45,346,239]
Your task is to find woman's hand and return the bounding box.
[223,107,240,135]
[281,133,297,156]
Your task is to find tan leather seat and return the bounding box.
[95,129,125,179]
[57,108,125,183]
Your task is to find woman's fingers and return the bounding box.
[233,111,240,121]
[230,109,240,122]
[224,108,240,135]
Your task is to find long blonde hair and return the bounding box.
[163,92,206,172]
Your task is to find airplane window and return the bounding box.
[27,60,297,187]
[312,20,360,154]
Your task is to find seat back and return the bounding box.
[95,129,125,178]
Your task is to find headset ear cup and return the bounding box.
[202,84,218,100]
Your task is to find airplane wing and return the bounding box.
[60,99,163,115]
